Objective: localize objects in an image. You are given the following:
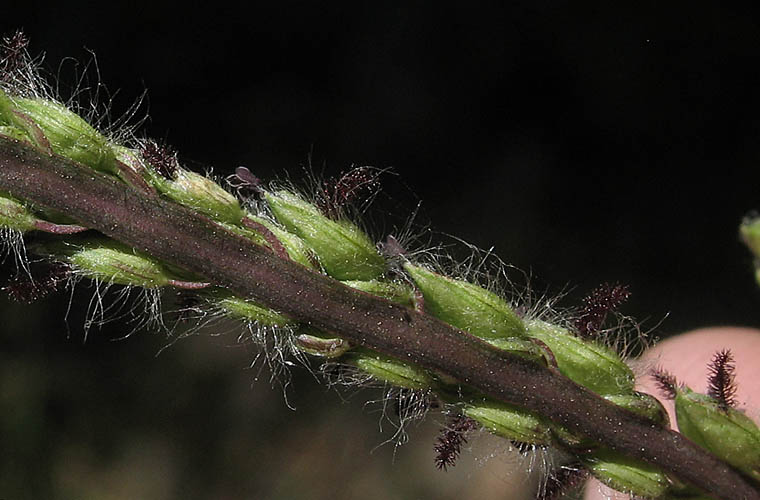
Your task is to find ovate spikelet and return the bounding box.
[1,91,116,172]
[0,193,86,235]
[462,399,553,445]
[653,358,760,482]
[674,386,760,481]
[150,168,244,224]
[349,349,432,390]
[524,319,634,395]
[403,262,525,340]
[602,392,669,427]
[341,279,415,306]
[265,189,386,280]
[0,193,39,232]
[294,329,351,358]
[209,289,293,328]
[34,239,202,289]
[581,449,671,499]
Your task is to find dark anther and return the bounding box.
[227,166,262,198]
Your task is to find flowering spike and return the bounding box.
[707,349,738,411]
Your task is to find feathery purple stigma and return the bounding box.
[316,167,380,218]
[651,367,679,400]
[538,465,588,500]
[0,30,29,83]
[574,282,630,336]
[434,414,477,470]
[707,349,738,411]
[139,139,179,180]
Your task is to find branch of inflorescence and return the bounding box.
[0,136,757,500]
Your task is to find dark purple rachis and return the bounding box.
[707,349,738,412]
[434,414,477,470]
[574,282,630,336]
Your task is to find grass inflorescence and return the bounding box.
[0,31,758,500]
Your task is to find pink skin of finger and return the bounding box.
[583,326,760,500]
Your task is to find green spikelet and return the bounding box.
[403,262,525,340]
[265,190,386,280]
[34,239,189,288]
[151,169,244,224]
[295,328,352,358]
[7,95,116,172]
[525,319,634,395]
[210,290,293,327]
[342,279,415,306]
[583,449,671,498]
[0,193,39,232]
[350,349,431,389]
[675,386,760,481]
[603,392,669,427]
[462,399,552,445]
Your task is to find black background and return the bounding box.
[2,3,760,499]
